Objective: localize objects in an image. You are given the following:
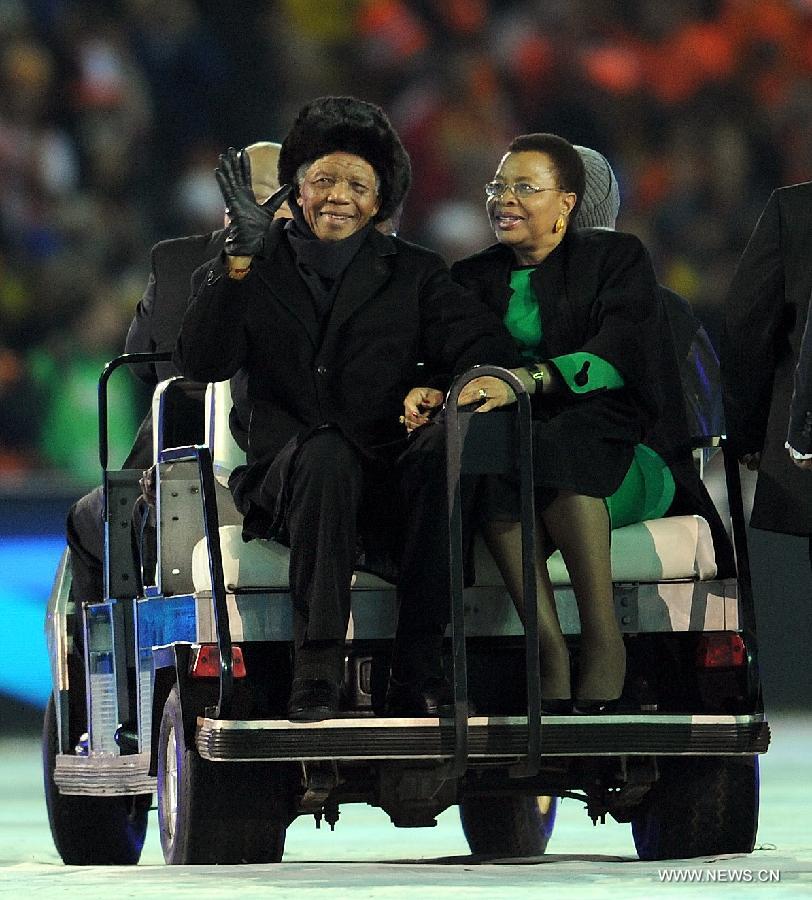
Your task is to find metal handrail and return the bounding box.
[720,438,756,637]
[160,444,234,719]
[98,351,173,471]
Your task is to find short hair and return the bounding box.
[507,133,585,220]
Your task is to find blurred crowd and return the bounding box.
[0,0,810,487]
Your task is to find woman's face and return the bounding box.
[486,151,576,263]
[297,152,380,240]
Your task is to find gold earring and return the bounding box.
[554,215,566,234]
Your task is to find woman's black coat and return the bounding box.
[174,221,517,535]
[451,229,735,575]
[450,229,663,500]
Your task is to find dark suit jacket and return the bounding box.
[174,223,516,535]
[121,230,224,469]
[788,294,812,454]
[721,182,812,535]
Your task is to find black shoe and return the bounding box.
[384,675,455,717]
[287,678,340,721]
[572,698,619,715]
[540,699,572,715]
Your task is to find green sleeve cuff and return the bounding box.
[549,352,624,395]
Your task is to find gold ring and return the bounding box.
[478,388,488,401]
[399,415,406,424]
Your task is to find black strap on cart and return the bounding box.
[445,365,541,779]
[720,439,757,637]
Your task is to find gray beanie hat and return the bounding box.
[573,146,620,229]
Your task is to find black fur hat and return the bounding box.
[278,96,411,222]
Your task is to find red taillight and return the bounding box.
[696,633,746,668]
[190,644,246,678]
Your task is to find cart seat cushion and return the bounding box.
[191,514,717,593]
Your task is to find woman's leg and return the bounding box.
[540,491,625,703]
[482,519,571,700]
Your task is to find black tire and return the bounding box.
[42,695,151,865]
[631,756,759,861]
[157,686,292,864]
[460,794,558,857]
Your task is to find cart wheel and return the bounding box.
[43,695,150,865]
[157,686,293,864]
[459,794,557,857]
[631,756,759,860]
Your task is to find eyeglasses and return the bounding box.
[484,181,565,200]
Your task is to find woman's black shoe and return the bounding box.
[572,698,619,715]
[384,675,455,717]
[287,678,340,721]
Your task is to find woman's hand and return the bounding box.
[402,387,443,432]
[457,376,517,412]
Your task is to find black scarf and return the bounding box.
[285,201,373,318]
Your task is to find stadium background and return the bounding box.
[1,0,810,731]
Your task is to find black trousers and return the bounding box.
[395,423,454,636]
[66,486,154,646]
[253,426,453,675]
[278,429,364,648]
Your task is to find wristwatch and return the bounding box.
[528,363,545,392]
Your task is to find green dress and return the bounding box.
[505,267,674,528]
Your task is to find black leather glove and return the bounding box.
[215,147,290,257]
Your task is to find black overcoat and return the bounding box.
[788,297,812,454]
[722,182,812,535]
[450,229,663,500]
[174,223,516,535]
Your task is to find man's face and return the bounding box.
[297,152,380,240]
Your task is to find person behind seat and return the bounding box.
[174,96,516,721]
[404,134,671,713]
[64,142,287,742]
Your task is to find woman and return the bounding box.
[406,133,668,712]
[175,97,516,720]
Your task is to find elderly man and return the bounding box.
[175,97,516,720]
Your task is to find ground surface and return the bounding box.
[0,716,809,898]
